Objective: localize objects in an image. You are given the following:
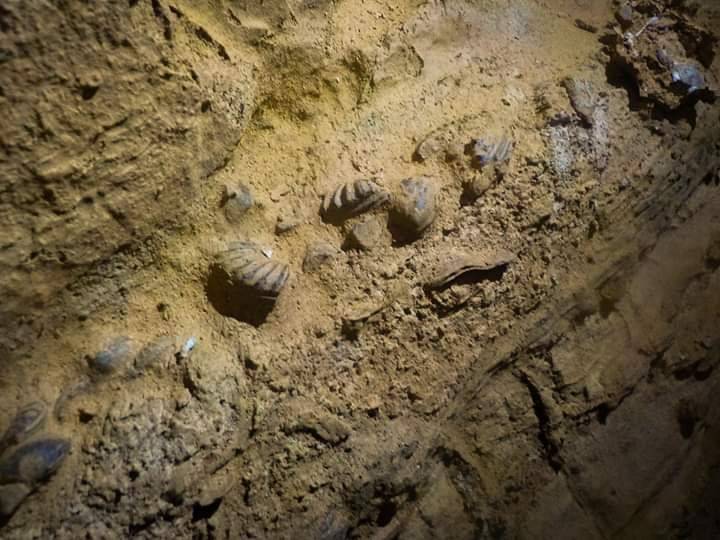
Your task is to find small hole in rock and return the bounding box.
[192,498,222,522]
[206,265,275,327]
[596,403,610,425]
[80,85,99,100]
[78,410,95,424]
[376,500,397,527]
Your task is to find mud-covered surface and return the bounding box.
[1,0,719,538]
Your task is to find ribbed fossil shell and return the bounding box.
[217,241,290,297]
[321,179,389,220]
[470,136,512,167]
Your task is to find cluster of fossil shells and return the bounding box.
[212,134,517,318]
[0,401,70,517]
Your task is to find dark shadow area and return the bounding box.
[192,497,222,522]
[387,211,425,247]
[206,265,275,327]
[459,184,480,207]
[604,50,716,128]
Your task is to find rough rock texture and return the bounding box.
[1,0,719,538]
[0,1,253,353]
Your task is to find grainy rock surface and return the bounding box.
[1,0,719,538]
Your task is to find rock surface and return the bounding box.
[1,0,719,538]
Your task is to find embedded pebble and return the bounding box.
[303,241,339,271]
[464,169,497,201]
[615,4,633,29]
[563,78,597,126]
[276,211,301,234]
[0,401,47,454]
[180,337,197,359]
[390,176,438,239]
[413,132,450,162]
[346,216,385,251]
[88,336,134,374]
[223,183,254,223]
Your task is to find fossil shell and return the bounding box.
[321,179,389,221]
[426,249,516,289]
[88,336,134,374]
[216,241,289,297]
[223,182,253,223]
[0,438,70,486]
[390,176,438,238]
[0,402,47,454]
[470,136,512,167]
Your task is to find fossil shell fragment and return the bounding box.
[426,249,516,289]
[0,402,47,454]
[0,438,70,486]
[321,179,389,221]
[88,336,134,374]
[216,241,290,297]
[470,136,512,168]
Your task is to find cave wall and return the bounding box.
[0,1,719,539]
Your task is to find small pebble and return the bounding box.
[616,4,634,29]
[345,216,385,251]
[223,183,254,223]
[303,241,339,272]
[179,337,197,360]
[275,211,301,234]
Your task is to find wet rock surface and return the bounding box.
[1,0,719,538]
